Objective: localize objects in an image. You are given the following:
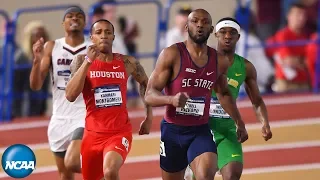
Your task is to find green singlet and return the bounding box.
[209,53,246,170]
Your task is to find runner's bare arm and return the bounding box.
[244,60,272,140]
[29,41,54,90]
[144,47,176,106]
[213,56,245,127]
[65,54,88,102]
[124,56,152,117]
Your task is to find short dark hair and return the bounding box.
[63,6,85,21]
[90,19,115,34]
[290,2,306,10]
[216,17,240,26]
[178,5,192,15]
[93,6,105,16]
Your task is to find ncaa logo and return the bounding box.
[1,144,36,178]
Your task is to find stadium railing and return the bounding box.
[0,9,10,121]
[0,5,81,121]
[0,0,165,121]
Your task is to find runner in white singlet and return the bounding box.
[30,6,88,179]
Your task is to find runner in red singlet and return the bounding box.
[145,9,248,180]
[65,19,153,180]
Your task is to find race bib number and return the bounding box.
[94,85,123,108]
[209,98,231,118]
[176,97,205,116]
[57,70,71,90]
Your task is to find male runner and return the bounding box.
[65,19,153,180]
[30,6,87,179]
[209,17,273,180]
[144,9,248,180]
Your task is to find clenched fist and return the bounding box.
[236,121,248,143]
[262,125,272,141]
[87,45,100,62]
[32,37,45,63]
[171,92,189,108]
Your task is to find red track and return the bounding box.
[0,94,320,180]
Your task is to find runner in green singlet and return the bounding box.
[210,17,273,180]
[184,17,274,180]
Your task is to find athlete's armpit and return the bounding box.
[70,54,86,78]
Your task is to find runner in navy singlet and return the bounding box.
[145,9,248,180]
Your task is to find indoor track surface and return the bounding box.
[0,93,320,180]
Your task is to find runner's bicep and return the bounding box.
[147,49,173,93]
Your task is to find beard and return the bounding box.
[70,28,81,33]
[188,29,210,45]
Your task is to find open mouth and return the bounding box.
[197,30,204,36]
[70,22,79,28]
[224,41,231,46]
